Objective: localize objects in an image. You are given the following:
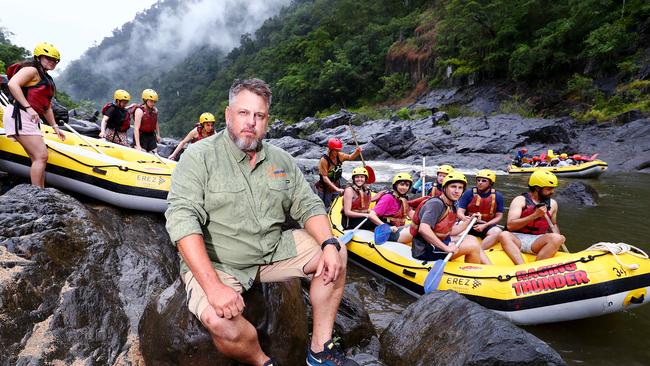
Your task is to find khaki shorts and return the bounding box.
[182,229,321,322]
[513,232,543,254]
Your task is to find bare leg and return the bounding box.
[304,246,347,352]
[15,135,48,188]
[200,309,269,366]
[397,227,413,243]
[451,235,490,264]
[480,226,503,249]
[532,233,565,261]
[499,231,525,265]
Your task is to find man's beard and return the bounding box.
[227,124,264,152]
[538,189,553,202]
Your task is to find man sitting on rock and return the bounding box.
[457,169,504,250]
[166,78,359,366]
[498,170,565,264]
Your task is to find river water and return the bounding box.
[323,160,650,366]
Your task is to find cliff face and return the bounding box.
[385,12,436,84]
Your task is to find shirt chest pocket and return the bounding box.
[205,180,247,222]
[266,179,294,214]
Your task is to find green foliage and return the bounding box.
[572,79,650,122]
[498,94,540,118]
[55,90,79,109]
[565,74,602,103]
[377,73,412,100]
[0,27,29,73]
[395,107,410,120]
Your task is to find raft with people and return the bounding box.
[329,194,650,325]
[507,159,608,178]
[0,119,175,213]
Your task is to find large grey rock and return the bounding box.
[556,182,599,206]
[139,279,309,365]
[0,184,177,365]
[379,291,565,366]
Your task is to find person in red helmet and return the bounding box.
[316,137,361,209]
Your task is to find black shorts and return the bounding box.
[342,215,377,231]
[414,237,450,261]
[137,131,157,152]
[468,223,498,239]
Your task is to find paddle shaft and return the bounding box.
[543,212,569,252]
[153,151,171,168]
[441,216,478,263]
[348,122,366,165]
[350,217,369,231]
[63,122,107,156]
[422,157,426,198]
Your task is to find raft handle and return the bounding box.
[630,294,645,304]
[402,269,416,278]
[92,167,107,175]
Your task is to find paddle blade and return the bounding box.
[339,230,355,245]
[365,165,376,184]
[374,224,392,245]
[423,259,447,293]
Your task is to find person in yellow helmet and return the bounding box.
[99,89,132,146]
[366,172,414,243]
[168,112,218,161]
[133,88,160,152]
[409,172,491,264]
[341,166,376,230]
[3,42,66,188]
[408,164,454,207]
[457,169,504,250]
[499,171,565,264]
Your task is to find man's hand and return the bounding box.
[315,244,343,285]
[445,242,459,254]
[336,187,345,194]
[208,284,245,319]
[355,147,362,154]
[533,205,548,219]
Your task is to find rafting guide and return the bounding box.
[165,78,360,366]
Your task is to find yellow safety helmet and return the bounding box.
[560,153,568,159]
[142,89,158,102]
[392,172,413,186]
[351,166,369,178]
[437,164,454,175]
[33,42,60,61]
[113,89,131,102]
[529,170,558,188]
[442,172,467,188]
[199,112,216,124]
[476,169,496,184]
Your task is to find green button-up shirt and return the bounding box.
[165,130,326,290]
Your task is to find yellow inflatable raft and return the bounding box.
[0,116,175,213]
[507,160,608,178]
[330,195,650,325]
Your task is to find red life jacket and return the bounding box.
[137,105,158,133]
[102,103,131,132]
[467,187,497,221]
[6,62,55,116]
[409,197,456,238]
[517,193,551,235]
[375,192,409,226]
[348,186,371,212]
[191,123,215,143]
[429,182,442,197]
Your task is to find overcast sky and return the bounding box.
[0,0,158,73]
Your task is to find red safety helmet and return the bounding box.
[533,156,540,161]
[327,138,343,150]
[521,148,528,153]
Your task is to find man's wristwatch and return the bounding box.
[321,237,341,251]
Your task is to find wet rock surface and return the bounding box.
[0,184,177,365]
[379,291,566,366]
[556,182,600,206]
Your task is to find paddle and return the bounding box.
[348,122,375,184]
[423,216,478,293]
[153,151,172,168]
[374,223,393,245]
[421,157,426,198]
[339,218,369,244]
[63,122,107,156]
[541,205,570,253]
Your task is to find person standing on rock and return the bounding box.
[498,170,565,265]
[3,42,66,188]
[409,172,491,264]
[133,88,160,152]
[168,112,217,161]
[99,89,131,146]
[166,78,359,366]
[456,169,504,250]
[316,137,361,210]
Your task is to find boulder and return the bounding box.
[139,279,309,365]
[556,182,599,206]
[64,117,101,138]
[320,109,354,130]
[0,184,177,365]
[370,125,416,158]
[380,291,566,366]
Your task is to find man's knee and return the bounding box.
[203,312,240,342]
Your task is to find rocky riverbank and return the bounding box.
[0,185,565,365]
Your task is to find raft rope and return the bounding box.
[585,242,648,271]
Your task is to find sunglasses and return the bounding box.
[476,178,491,183]
[44,56,59,64]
